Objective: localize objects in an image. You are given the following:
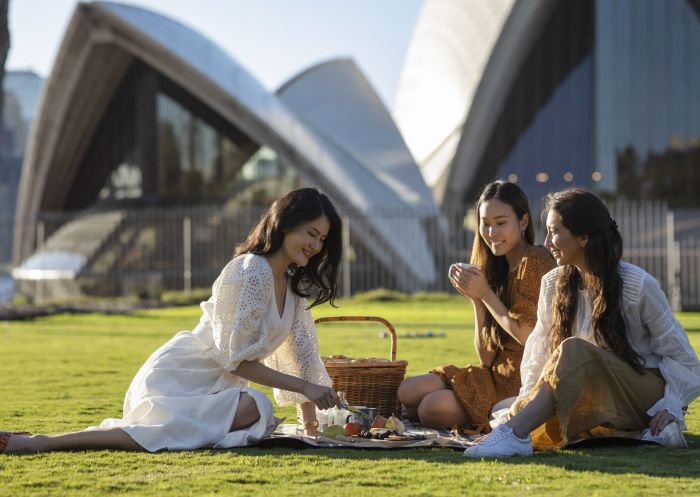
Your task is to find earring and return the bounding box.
[521,229,525,239]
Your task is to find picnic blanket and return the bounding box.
[254,423,659,450]
[255,422,478,450]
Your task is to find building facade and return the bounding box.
[13,1,439,299]
[395,0,700,209]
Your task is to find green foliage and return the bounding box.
[349,288,457,303]
[11,293,30,306]
[1,302,699,496]
[159,288,212,306]
[349,288,410,301]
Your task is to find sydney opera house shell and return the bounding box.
[13,1,440,297]
[12,0,700,300]
[395,0,700,209]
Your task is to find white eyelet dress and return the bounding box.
[512,262,700,448]
[91,254,333,452]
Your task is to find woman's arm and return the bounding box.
[639,273,700,431]
[473,299,497,367]
[478,287,533,345]
[234,360,339,411]
[450,264,497,365]
[452,266,533,345]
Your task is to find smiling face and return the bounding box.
[280,215,331,267]
[544,209,587,267]
[478,198,528,257]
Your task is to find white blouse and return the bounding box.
[518,262,700,427]
[203,253,333,405]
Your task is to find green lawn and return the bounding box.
[1,297,699,496]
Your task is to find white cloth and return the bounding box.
[518,262,700,428]
[93,254,333,452]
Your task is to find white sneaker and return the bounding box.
[463,424,533,458]
[640,422,688,448]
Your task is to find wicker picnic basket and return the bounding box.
[315,315,408,417]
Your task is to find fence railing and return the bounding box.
[5,200,700,310]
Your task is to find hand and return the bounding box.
[449,264,490,300]
[302,382,340,410]
[649,410,677,436]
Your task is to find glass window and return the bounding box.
[595,0,700,206]
[225,146,301,207]
[470,0,595,207]
[99,163,143,200]
[156,92,300,205]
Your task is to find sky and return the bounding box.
[6,0,425,110]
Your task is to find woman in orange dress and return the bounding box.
[398,180,553,433]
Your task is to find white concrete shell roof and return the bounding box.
[277,58,438,212]
[14,1,437,289]
[393,0,515,193]
[394,0,559,207]
[443,0,558,208]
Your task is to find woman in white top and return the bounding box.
[2,188,342,453]
[465,188,700,458]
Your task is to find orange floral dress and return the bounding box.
[432,245,554,433]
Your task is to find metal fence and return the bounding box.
[7,200,700,310]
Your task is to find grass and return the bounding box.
[1,297,699,496]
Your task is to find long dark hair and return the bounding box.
[470,180,534,350]
[544,188,644,371]
[234,187,342,308]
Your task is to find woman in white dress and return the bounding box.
[464,188,700,458]
[2,188,343,453]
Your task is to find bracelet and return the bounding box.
[304,420,319,429]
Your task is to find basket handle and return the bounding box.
[313,316,397,361]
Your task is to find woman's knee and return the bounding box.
[230,393,260,432]
[397,378,415,405]
[416,399,440,423]
[558,337,592,357]
[398,373,445,407]
[417,391,465,427]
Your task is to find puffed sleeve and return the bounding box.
[264,296,333,406]
[640,274,700,427]
[209,255,275,371]
[507,247,555,327]
[516,269,557,401]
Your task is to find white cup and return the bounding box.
[449,262,478,278]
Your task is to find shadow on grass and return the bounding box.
[498,434,700,478]
[3,435,698,480]
[221,434,700,478]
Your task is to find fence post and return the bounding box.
[342,215,351,299]
[673,240,681,311]
[666,211,680,311]
[183,215,192,295]
[36,220,45,304]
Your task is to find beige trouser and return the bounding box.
[512,337,665,449]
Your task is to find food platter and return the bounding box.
[319,431,437,447]
[264,424,476,450]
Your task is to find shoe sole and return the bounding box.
[463,450,533,458]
